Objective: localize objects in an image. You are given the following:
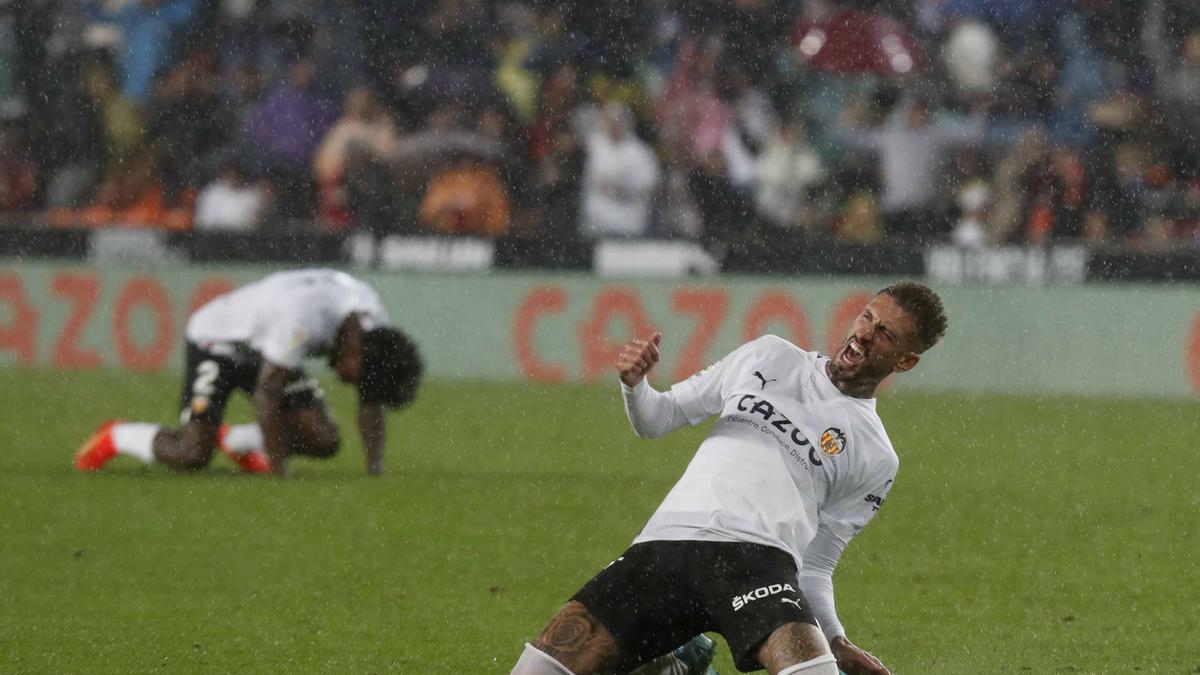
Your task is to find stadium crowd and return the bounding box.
[0,0,1199,249]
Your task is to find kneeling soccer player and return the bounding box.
[512,282,948,675]
[74,269,423,477]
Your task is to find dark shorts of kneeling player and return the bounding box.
[571,540,817,673]
[178,342,324,426]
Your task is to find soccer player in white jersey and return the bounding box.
[512,282,947,675]
[74,269,423,477]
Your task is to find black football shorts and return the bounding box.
[571,540,817,672]
[179,342,323,425]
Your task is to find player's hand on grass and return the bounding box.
[270,456,291,478]
[830,636,891,675]
[617,332,662,388]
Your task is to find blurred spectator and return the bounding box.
[0,119,36,213]
[83,61,144,168]
[529,63,581,165]
[834,191,883,244]
[145,46,234,201]
[193,161,270,231]
[839,95,983,240]
[313,86,401,228]
[950,180,990,248]
[38,54,107,209]
[241,59,335,218]
[657,37,731,163]
[422,0,493,70]
[1145,0,1200,178]
[223,64,267,128]
[529,66,585,234]
[991,128,1046,244]
[477,102,536,231]
[86,0,199,104]
[55,147,188,229]
[942,19,999,99]
[754,121,825,230]
[242,60,333,167]
[1016,145,1089,245]
[578,102,661,238]
[1137,213,1177,251]
[688,152,755,248]
[0,10,21,117]
[419,161,510,236]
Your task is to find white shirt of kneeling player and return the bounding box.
[186,268,390,368]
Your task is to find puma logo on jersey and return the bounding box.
[780,597,806,612]
[753,371,777,390]
[731,582,796,611]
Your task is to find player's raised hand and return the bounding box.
[617,332,662,388]
[831,636,891,675]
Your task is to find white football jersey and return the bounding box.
[633,335,898,570]
[186,269,390,368]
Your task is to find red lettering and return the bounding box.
[742,291,811,349]
[187,277,236,316]
[512,285,568,382]
[51,273,102,368]
[578,287,655,381]
[113,277,174,371]
[0,273,38,365]
[671,287,729,380]
[826,292,873,356]
[1189,312,1200,395]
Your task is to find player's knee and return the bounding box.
[312,436,339,458]
[176,425,217,470]
[758,621,833,674]
[777,654,838,675]
[511,643,576,674]
[295,425,340,458]
[179,452,214,471]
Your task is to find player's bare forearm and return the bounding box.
[254,397,290,476]
[255,365,295,477]
[831,635,891,675]
[358,402,386,476]
[254,397,290,477]
[617,331,662,388]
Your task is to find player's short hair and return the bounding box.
[879,281,947,353]
[359,327,424,408]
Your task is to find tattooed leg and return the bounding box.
[755,622,834,675]
[529,600,621,674]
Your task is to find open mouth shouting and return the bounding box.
[837,337,867,368]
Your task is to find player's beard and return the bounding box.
[829,335,890,390]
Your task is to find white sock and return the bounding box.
[777,653,839,675]
[511,643,575,675]
[111,422,160,464]
[222,423,263,455]
[628,652,689,675]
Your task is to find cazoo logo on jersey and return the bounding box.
[731,582,796,611]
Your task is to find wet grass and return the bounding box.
[0,369,1197,673]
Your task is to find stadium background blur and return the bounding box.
[0,0,1199,248]
[2,1,1200,673]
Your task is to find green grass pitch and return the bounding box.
[1,369,1198,673]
